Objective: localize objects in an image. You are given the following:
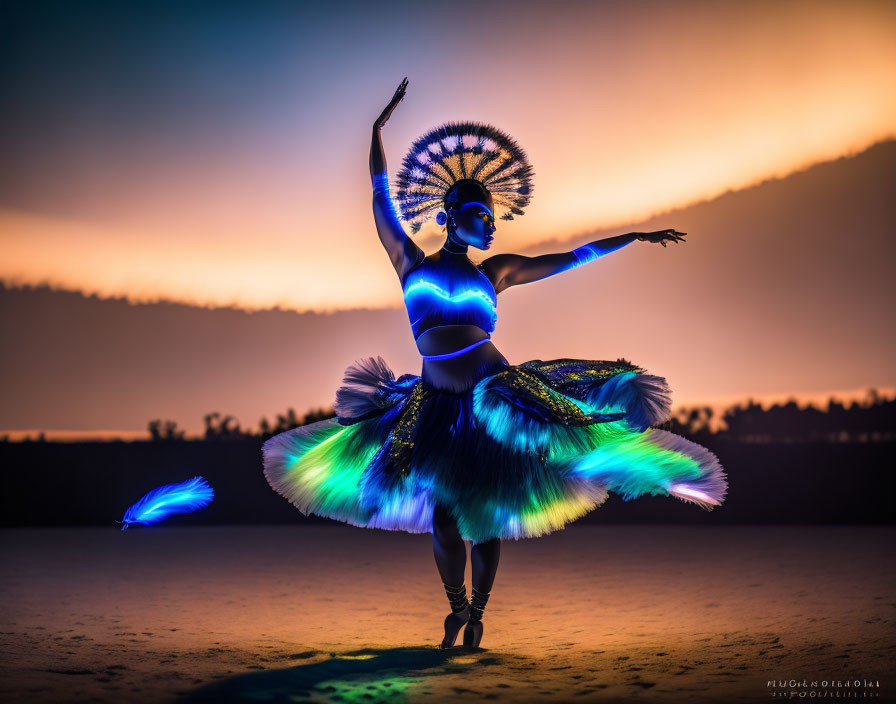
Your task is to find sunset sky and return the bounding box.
[1,0,894,435]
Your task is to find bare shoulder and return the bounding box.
[477,253,528,292]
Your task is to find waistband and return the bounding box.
[419,336,491,361]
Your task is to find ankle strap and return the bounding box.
[443,582,469,613]
[468,587,490,621]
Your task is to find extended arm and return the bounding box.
[370,78,424,283]
[480,230,685,294]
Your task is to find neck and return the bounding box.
[441,234,468,254]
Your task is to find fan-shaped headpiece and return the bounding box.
[394,121,534,234]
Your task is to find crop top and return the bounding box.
[401,250,498,343]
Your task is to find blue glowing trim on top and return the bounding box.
[403,279,497,312]
[402,256,498,338]
[420,337,491,360]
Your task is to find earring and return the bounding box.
[435,211,448,226]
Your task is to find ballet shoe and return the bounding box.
[462,618,483,648]
[439,603,469,649]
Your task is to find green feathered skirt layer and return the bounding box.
[262,356,727,542]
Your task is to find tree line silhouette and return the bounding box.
[143,408,334,442]
[663,389,893,443]
[2,389,890,444]
[136,388,894,444]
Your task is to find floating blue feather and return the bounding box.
[118,476,214,530]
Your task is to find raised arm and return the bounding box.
[370,77,424,283]
[479,230,686,294]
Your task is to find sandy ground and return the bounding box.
[1,524,893,703]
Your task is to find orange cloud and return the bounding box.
[3,0,894,312]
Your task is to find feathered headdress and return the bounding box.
[393,121,534,234]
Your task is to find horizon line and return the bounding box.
[4,385,893,442]
[2,136,894,316]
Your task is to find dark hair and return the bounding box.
[444,179,494,213]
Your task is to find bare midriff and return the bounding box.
[416,324,509,393]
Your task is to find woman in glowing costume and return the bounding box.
[262,78,727,649]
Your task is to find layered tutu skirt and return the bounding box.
[262,357,727,542]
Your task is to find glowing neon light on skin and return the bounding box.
[569,234,638,271]
[372,173,403,230]
[420,336,491,360]
[452,201,495,233]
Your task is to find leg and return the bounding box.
[471,537,501,593]
[432,503,466,586]
[464,537,501,648]
[432,503,469,648]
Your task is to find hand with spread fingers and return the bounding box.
[633,229,687,247]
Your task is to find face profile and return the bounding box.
[448,201,496,250]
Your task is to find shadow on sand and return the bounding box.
[177,646,510,703]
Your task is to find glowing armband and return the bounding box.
[372,172,390,195]
[571,242,601,269]
[373,172,403,230]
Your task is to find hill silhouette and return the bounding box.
[2,141,893,436]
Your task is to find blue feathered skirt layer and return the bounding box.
[262,356,728,542]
